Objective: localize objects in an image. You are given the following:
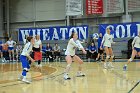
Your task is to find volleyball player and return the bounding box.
[96,33,104,61]
[64,32,87,80]
[6,37,16,61]
[33,35,42,67]
[16,42,22,61]
[1,43,8,63]
[18,36,35,84]
[101,28,115,68]
[123,31,140,71]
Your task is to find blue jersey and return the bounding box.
[46,46,52,51]
[97,37,102,48]
[89,46,96,51]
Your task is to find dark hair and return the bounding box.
[27,36,33,42]
[70,32,76,39]
[8,37,12,40]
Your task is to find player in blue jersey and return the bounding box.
[96,33,104,61]
[123,31,140,71]
[18,36,35,84]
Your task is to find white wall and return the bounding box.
[10,0,65,22]
[7,0,140,58]
[0,0,3,37]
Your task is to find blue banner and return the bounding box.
[18,25,88,41]
[99,22,140,38]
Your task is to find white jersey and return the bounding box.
[101,33,113,47]
[65,38,84,56]
[34,39,42,48]
[132,36,140,48]
[23,39,27,44]
[21,42,33,56]
[16,45,22,51]
[6,40,16,47]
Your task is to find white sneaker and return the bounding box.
[2,58,4,63]
[76,72,85,77]
[18,75,23,80]
[64,73,71,80]
[108,62,114,68]
[37,64,42,68]
[22,78,31,84]
[104,63,107,69]
[39,64,42,67]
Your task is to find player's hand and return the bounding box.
[82,50,87,54]
[31,59,35,63]
[73,47,77,49]
[112,42,116,44]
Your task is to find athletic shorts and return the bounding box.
[104,46,111,49]
[0,46,2,51]
[33,47,40,52]
[98,48,104,54]
[8,47,14,50]
[134,47,140,52]
[20,55,30,69]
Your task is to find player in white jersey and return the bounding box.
[101,28,115,68]
[123,31,140,70]
[64,32,87,80]
[16,42,22,61]
[18,36,35,83]
[23,35,28,44]
[6,37,16,61]
[33,35,42,67]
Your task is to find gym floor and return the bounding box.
[0,61,140,93]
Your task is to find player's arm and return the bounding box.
[101,35,105,49]
[70,39,79,48]
[76,40,86,54]
[14,41,16,46]
[111,36,115,44]
[39,41,42,52]
[24,44,35,62]
[132,37,136,49]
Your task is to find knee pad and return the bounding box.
[9,55,11,57]
[106,55,110,59]
[129,58,133,62]
[23,68,29,72]
[111,55,114,58]
[66,64,71,68]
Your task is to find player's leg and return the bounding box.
[64,55,72,80]
[123,48,137,71]
[8,49,12,61]
[11,49,15,61]
[108,48,114,68]
[16,50,18,61]
[96,53,100,61]
[73,55,85,77]
[101,52,104,61]
[104,47,110,68]
[19,55,31,83]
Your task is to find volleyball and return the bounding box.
[92,33,99,39]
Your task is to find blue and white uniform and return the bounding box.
[101,33,113,48]
[6,40,16,50]
[132,36,140,52]
[89,45,96,52]
[20,42,33,76]
[65,38,83,56]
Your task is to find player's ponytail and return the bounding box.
[27,36,33,42]
[70,32,75,39]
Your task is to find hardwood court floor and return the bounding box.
[0,61,140,93]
